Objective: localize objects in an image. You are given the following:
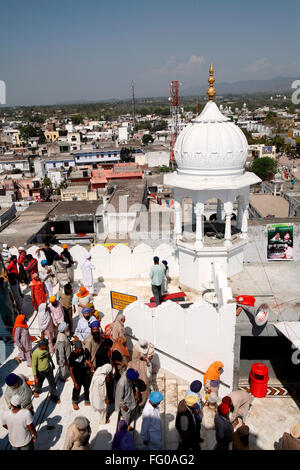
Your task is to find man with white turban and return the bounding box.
[1,394,37,450]
[81,252,96,295]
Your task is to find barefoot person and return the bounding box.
[90,364,112,424]
[68,340,94,410]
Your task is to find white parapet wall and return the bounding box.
[9,242,179,281]
[123,267,236,396]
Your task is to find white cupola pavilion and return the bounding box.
[164,64,261,292]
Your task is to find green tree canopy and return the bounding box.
[43,177,52,187]
[142,134,154,146]
[250,157,278,181]
[18,124,39,143]
[72,114,84,125]
[270,134,285,152]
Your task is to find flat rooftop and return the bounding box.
[249,194,289,218]
[48,200,100,220]
[106,179,146,212]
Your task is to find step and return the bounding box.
[150,292,186,303]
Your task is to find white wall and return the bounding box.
[123,266,236,394]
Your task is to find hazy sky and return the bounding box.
[1,0,300,105]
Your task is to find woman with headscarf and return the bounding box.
[127,338,155,407]
[111,335,130,379]
[90,363,112,424]
[110,313,126,343]
[12,314,32,367]
[37,303,56,354]
[74,286,93,319]
[112,420,136,450]
[30,273,47,311]
[203,361,224,396]
[64,416,91,450]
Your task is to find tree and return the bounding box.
[18,124,38,143]
[250,157,278,181]
[142,134,154,146]
[120,147,134,163]
[158,165,172,173]
[43,177,52,187]
[270,135,285,152]
[72,114,84,125]
[152,120,168,132]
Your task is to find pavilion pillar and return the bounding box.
[174,201,182,241]
[236,198,243,231]
[241,206,249,239]
[224,201,233,247]
[194,202,205,249]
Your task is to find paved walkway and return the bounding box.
[0,279,299,450]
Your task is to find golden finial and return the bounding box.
[206,62,216,102]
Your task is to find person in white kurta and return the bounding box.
[39,260,55,298]
[141,391,163,450]
[81,253,96,295]
[89,364,112,424]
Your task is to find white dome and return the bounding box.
[174,101,248,177]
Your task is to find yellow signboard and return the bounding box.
[110,291,137,311]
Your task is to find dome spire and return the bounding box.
[206,62,216,102]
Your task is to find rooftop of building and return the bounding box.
[104,179,146,213]
[249,194,289,218]
[48,200,100,219]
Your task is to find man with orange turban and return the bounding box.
[203,361,224,396]
[74,286,93,318]
[13,314,32,367]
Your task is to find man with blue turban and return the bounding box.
[4,373,33,413]
[74,307,97,343]
[115,368,140,426]
[38,258,55,298]
[141,391,163,450]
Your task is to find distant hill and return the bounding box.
[181,76,297,96]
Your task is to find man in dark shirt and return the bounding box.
[68,340,93,410]
[61,244,74,269]
[36,243,57,266]
[214,403,234,450]
[24,254,38,279]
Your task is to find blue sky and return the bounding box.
[1,0,300,105]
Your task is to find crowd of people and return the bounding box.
[1,243,300,451]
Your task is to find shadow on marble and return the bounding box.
[33,377,68,426]
[90,429,113,450]
[35,415,63,450]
